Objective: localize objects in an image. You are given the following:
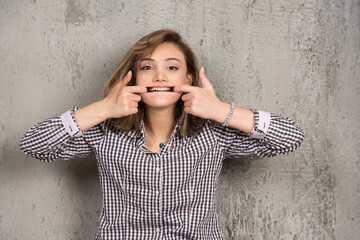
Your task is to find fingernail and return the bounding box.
[201,67,205,73]
[127,70,131,76]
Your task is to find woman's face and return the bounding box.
[136,43,192,109]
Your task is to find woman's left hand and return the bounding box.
[174,67,230,122]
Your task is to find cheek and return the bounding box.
[174,72,189,84]
[135,73,146,85]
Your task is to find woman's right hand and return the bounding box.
[74,71,146,131]
[101,71,147,119]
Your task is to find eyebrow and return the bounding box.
[140,58,181,63]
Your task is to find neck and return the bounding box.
[144,105,176,140]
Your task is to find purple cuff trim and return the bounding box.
[250,110,271,139]
[257,110,271,133]
[250,130,265,139]
[61,110,83,137]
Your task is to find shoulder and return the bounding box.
[194,119,239,143]
[206,119,244,136]
[99,119,141,142]
[205,119,249,148]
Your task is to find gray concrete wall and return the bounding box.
[1,0,359,239]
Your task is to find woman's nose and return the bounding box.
[154,69,167,82]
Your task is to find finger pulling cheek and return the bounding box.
[182,95,190,101]
[184,101,192,107]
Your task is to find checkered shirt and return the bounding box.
[20,108,304,239]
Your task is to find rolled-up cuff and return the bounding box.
[60,108,83,137]
[249,109,271,139]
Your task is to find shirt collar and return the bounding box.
[133,119,187,150]
[138,119,181,138]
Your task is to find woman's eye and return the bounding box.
[168,66,179,70]
[141,66,152,70]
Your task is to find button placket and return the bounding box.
[154,153,162,235]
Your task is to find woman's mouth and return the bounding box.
[147,86,174,92]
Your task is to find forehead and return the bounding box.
[143,43,185,61]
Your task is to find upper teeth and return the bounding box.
[149,87,171,92]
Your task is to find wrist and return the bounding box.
[213,101,231,123]
[96,100,112,120]
[73,101,109,131]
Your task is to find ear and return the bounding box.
[185,74,193,85]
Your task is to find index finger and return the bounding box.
[173,85,199,93]
[125,85,148,93]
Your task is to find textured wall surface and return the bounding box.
[1,0,359,239]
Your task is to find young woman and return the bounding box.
[21,29,304,239]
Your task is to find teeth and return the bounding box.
[149,87,171,92]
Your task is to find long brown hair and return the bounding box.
[102,29,203,135]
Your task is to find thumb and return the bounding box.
[120,71,132,87]
[199,67,213,89]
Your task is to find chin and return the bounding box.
[141,93,181,108]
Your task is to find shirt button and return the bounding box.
[156,167,160,172]
[155,190,159,195]
[155,212,159,216]
[156,157,160,160]
[156,227,160,233]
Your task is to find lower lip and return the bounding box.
[146,91,176,93]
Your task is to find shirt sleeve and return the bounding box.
[209,109,304,158]
[20,107,105,162]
